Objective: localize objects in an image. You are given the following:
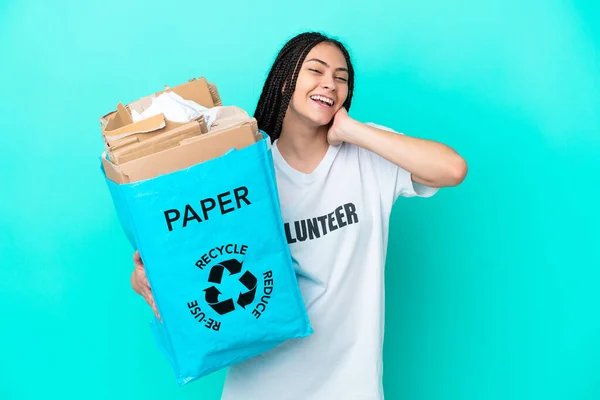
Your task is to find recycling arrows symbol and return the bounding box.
[203,259,257,315]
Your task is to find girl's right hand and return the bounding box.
[131,250,161,321]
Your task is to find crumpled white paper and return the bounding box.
[131,92,208,124]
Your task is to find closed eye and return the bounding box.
[336,77,348,82]
[309,68,322,74]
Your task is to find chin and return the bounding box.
[311,116,333,128]
[303,110,334,128]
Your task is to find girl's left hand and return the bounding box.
[327,107,353,146]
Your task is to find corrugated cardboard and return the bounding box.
[210,112,259,134]
[108,115,208,165]
[102,120,259,184]
[101,77,219,161]
[103,106,167,144]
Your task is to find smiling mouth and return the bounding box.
[310,95,335,107]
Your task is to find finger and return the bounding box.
[151,302,162,322]
[132,271,152,298]
[133,250,144,269]
[140,270,150,287]
[132,256,160,321]
[131,270,143,295]
[137,272,151,292]
[142,290,155,307]
[131,268,144,287]
[141,286,155,304]
[143,292,161,322]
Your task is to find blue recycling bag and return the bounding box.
[101,134,312,385]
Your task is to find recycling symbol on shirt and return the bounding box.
[203,259,257,315]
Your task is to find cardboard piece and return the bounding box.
[103,121,259,184]
[101,77,220,161]
[104,113,167,144]
[210,109,259,134]
[108,115,208,165]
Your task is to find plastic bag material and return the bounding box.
[101,134,313,386]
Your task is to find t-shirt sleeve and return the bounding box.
[364,122,439,201]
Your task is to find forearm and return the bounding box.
[341,120,467,187]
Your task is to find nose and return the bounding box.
[321,75,336,91]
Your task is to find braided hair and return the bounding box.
[254,32,355,141]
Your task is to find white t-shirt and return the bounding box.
[221,123,438,400]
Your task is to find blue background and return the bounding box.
[1,0,599,399]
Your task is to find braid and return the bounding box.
[254,32,356,142]
[272,42,313,138]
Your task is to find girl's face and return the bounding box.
[288,42,350,128]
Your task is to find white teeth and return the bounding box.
[311,95,334,106]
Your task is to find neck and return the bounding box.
[276,110,330,173]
